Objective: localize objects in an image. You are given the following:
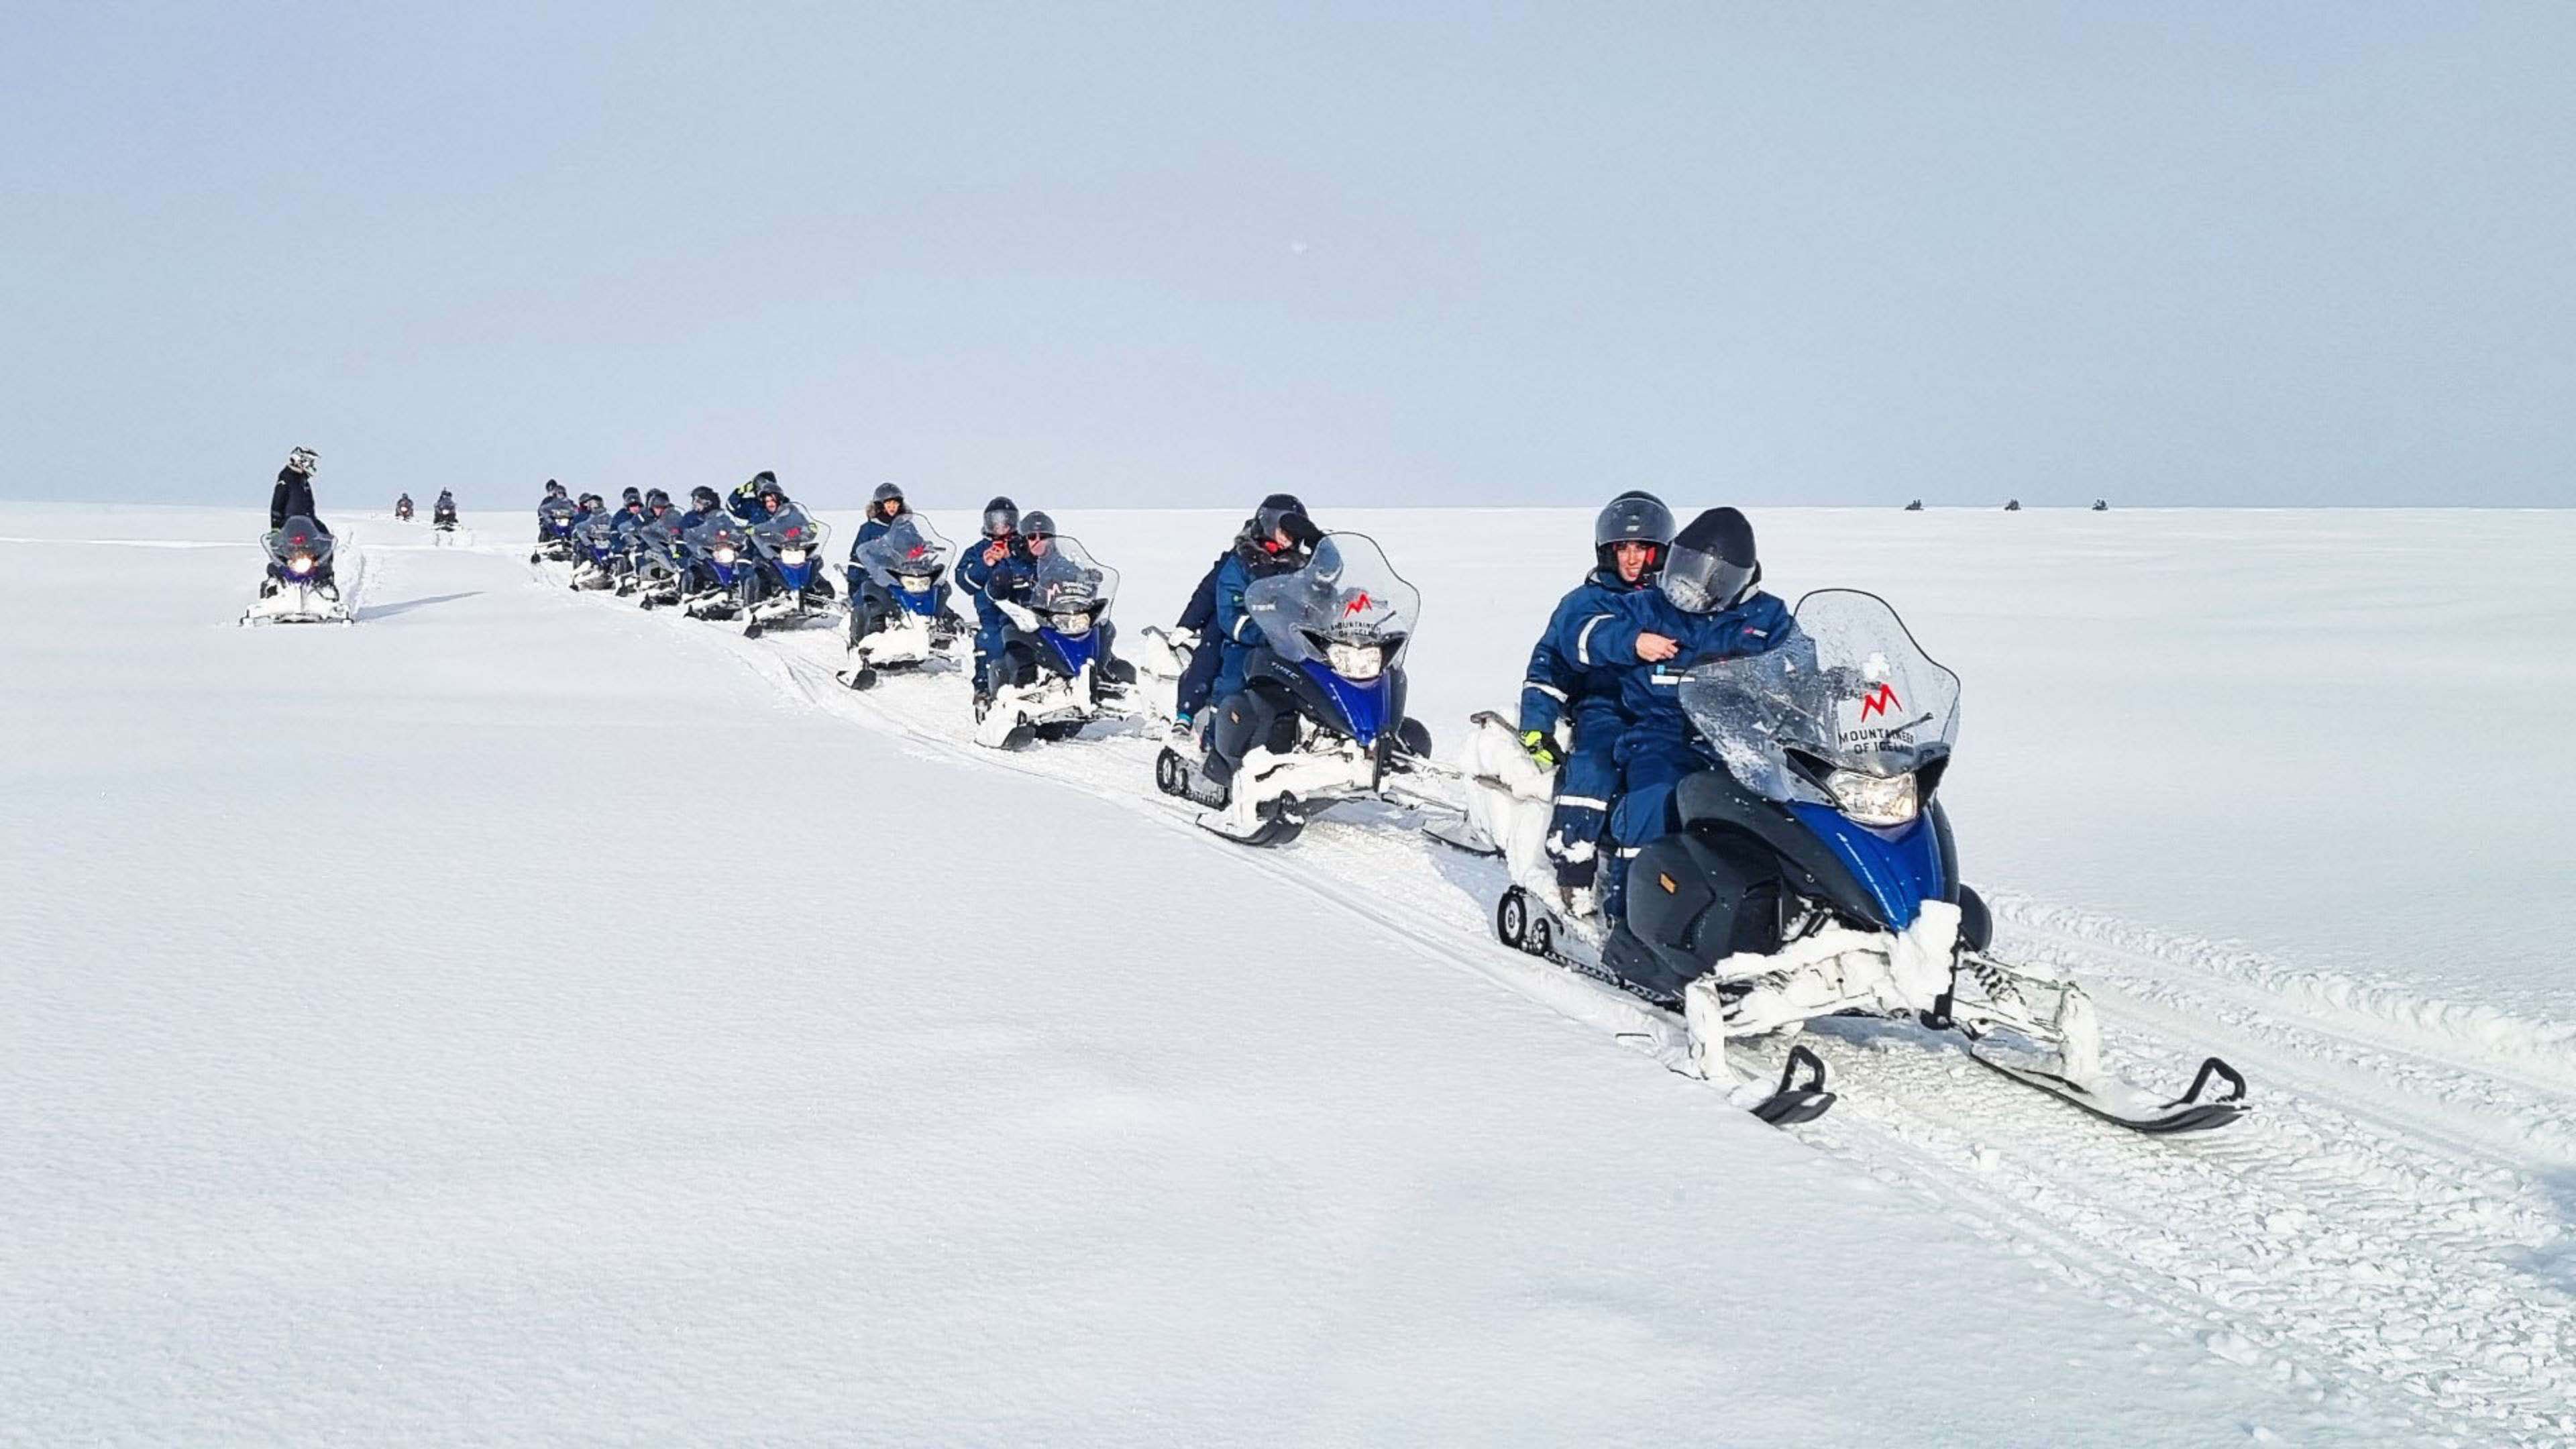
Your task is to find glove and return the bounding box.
[1519,729,1559,770]
[998,600,1041,633]
[1282,513,1325,548]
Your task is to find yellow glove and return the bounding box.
[1519,729,1559,769]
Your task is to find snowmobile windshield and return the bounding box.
[1242,532,1420,666]
[539,498,578,523]
[1022,536,1118,618]
[1678,589,1960,800]
[264,516,334,566]
[684,516,752,556]
[573,511,621,541]
[854,516,953,586]
[752,504,830,557]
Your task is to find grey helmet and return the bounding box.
[981,496,1019,537]
[1020,510,1055,541]
[1593,490,1675,578]
[1659,508,1761,614]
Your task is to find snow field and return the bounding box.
[6,502,2573,1445]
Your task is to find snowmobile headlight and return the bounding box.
[898,574,933,594]
[1049,610,1093,637]
[1825,767,1917,827]
[712,545,738,564]
[1326,641,1384,682]
[780,547,808,566]
[288,555,315,576]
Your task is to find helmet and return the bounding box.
[285,446,317,476]
[1660,508,1761,614]
[545,480,567,498]
[645,488,670,507]
[622,486,641,504]
[1020,510,1055,541]
[1254,492,1309,541]
[1593,490,1676,578]
[690,485,719,511]
[578,492,604,510]
[872,482,905,505]
[981,496,1019,537]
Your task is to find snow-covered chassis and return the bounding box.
[1462,591,2249,1134]
[239,516,352,627]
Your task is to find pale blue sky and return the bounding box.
[4,2,2570,508]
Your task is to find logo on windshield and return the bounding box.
[1343,590,1373,617]
[1858,682,1900,718]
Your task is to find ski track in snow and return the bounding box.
[384,532,2576,1445]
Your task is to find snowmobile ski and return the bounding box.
[1970,1049,2250,1134]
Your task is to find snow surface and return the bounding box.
[5,502,2572,1446]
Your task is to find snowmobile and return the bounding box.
[676,515,761,622]
[394,496,413,521]
[530,497,580,563]
[629,512,690,608]
[838,515,965,690]
[1154,533,1438,847]
[1475,589,2249,1134]
[739,504,836,639]
[432,497,458,533]
[239,515,351,627]
[972,535,1136,749]
[567,511,626,591]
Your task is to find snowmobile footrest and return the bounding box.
[1751,1044,1836,1126]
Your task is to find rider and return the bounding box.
[955,496,1024,706]
[676,486,728,589]
[1576,507,1794,929]
[265,446,333,589]
[1517,491,1676,918]
[610,488,649,535]
[395,492,413,519]
[728,471,783,523]
[845,481,959,644]
[1202,494,1323,744]
[433,488,458,525]
[994,511,1123,688]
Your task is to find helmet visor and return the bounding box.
[983,504,1018,536]
[1660,543,1756,614]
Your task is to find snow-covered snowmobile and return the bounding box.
[239,515,351,626]
[530,497,579,563]
[1155,533,1438,847]
[629,512,690,609]
[677,515,761,622]
[972,535,1135,749]
[1481,589,2250,1134]
[567,510,626,591]
[838,515,964,690]
[739,504,836,639]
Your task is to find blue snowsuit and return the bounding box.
[1172,553,1228,721]
[676,505,728,588]
[957,535,1033,692]
[727,483,774,524]
[1206,537,1307,724]
[1518,568,1656,888]
[1572,588,1795,918]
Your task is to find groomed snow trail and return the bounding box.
[527,531,2576,1448]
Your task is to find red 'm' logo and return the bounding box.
[1858,683,1900,718]
[1343,590,1373,616]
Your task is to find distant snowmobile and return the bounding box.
[677,514,761,622]
[2003,499,2023,512]
[739,504,836,639]
[531,497,579,563]
[567,510,625,590]
[629,511,690,609]
[972,534,1135,749]
[1155,532,1438,845]
[1903,499,1923,512]
[839,515,964,689]
[239,515,351,626]
[2092,498,2110,512]
[394,494,414,521]
[1470,589,2249,1134]
[431,494,458,534]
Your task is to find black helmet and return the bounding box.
[981,496,1019,537]
[1593,490,1676,579]
[1660,508,1761,614]
[578,492,604,509]
[645,488,670,507]
[1254,492,1308,539]
[872,482,905,505]
[1021,510,1055,541]
[545,479,567,498]
[622,486,641,504]
[690,485,719,511]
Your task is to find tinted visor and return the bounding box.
[1659,543,1756,614]
[983,505,1018,535]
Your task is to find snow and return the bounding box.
[5,501,2573,1446]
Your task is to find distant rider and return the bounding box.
[1201,494,1323,745]
[395,492,413,521]
[1515,491,1677,918]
